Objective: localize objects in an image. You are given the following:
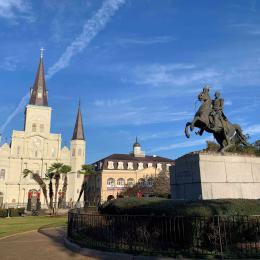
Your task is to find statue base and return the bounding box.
[171,152,260,200]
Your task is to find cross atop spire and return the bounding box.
[72,102,85,140]
[29,52,48,106]
[40,47,45,59]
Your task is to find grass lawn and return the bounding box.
[0,215,67,238]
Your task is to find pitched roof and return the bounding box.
[72,103,85,140]
[29,56,48,106]
[96,153,174,163]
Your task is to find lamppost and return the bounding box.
[6,198,10,218]
[22,188,26,207]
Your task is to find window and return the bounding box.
[17,146,21,157]
[138,178,145,187]
[157,163,162,171]
[117,178,125,187]
[62,174,66,181]
[72,149,75,157]
[40,124,44,133]
[127,162,133,170]
[127,178,135,187]
[147,178,153,187]
[107,178,115,188]
[32,123,36,132]
[117,162,124,170]
[138,162,144,170]
[78,149,82,156]
[37,87,43,98]
[0,169,5,181]
[51,148,55,158]
[107,161,114,169]
[166,164,172,171]
[77,171,81,178]
[35,150,38,157]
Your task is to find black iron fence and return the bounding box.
[68,211,260,258]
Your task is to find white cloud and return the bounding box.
[0,92,29,133]
[93,98,131,107]
[244,124,260,136]
[47,0,126,79]
[91,104,192,126]
[151,138,211,152]
[0,0,126,132]
[0,56,19,71]
[133,63,220,87]
[0,0,33,21]
[141,130,183,141]
[116,36,175,45]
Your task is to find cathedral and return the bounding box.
[0,53,86,208]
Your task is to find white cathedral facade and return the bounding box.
[0,54,85,208]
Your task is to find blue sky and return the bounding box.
[0,0,259,163]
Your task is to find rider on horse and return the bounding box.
[210,91,229,144]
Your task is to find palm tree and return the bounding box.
[60,165,72,207]
[45,171,54,212]
[48,163,63,214]
[77,164,96,207]
[23,169,49,209]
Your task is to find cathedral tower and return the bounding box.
[70,102,86,172]
[24,50,52,136]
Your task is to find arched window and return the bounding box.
[138,178,145,187]
[117,178,125,187]
[35,150,38,157]
[78,149,82,156]
[17,146,21,156]
[51,148,55,158]
[127,178,135,187]
[147,178,153,187]
[107,178,115,188]
[0,169,5,181]
[72,149,75,157]
[32,123,37,132]
[40,124,44,133]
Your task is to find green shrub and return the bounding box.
[99,197,260,216]
[0,208,25,217]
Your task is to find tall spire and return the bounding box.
[72,101,85,140]
[29,49,48,106]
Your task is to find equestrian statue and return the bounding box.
[185,86,247,152]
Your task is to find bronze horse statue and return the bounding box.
[185,88,247,152]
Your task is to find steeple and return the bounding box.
[72,101,85,140]
[29,49,48,106]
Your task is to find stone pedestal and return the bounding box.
[171,153,260,200]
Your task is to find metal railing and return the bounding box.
[68,211,260,258]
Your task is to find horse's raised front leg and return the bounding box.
[185,122,191,138]
[190,116,199,131]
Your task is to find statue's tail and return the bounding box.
[234,124,247,145]
[185,122,191,138]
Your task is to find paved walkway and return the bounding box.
[0,228,170,260]
[0,228,99,260]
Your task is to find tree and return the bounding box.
[60,165,72,207]
[23,163,72,215]
[23,169,49,209]
[48,163,65,214]
[121,171,170,198]
[77,164,96,207]
[45,171,54,212]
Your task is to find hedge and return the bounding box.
[99,197,260,216]
[0,208,25,218]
